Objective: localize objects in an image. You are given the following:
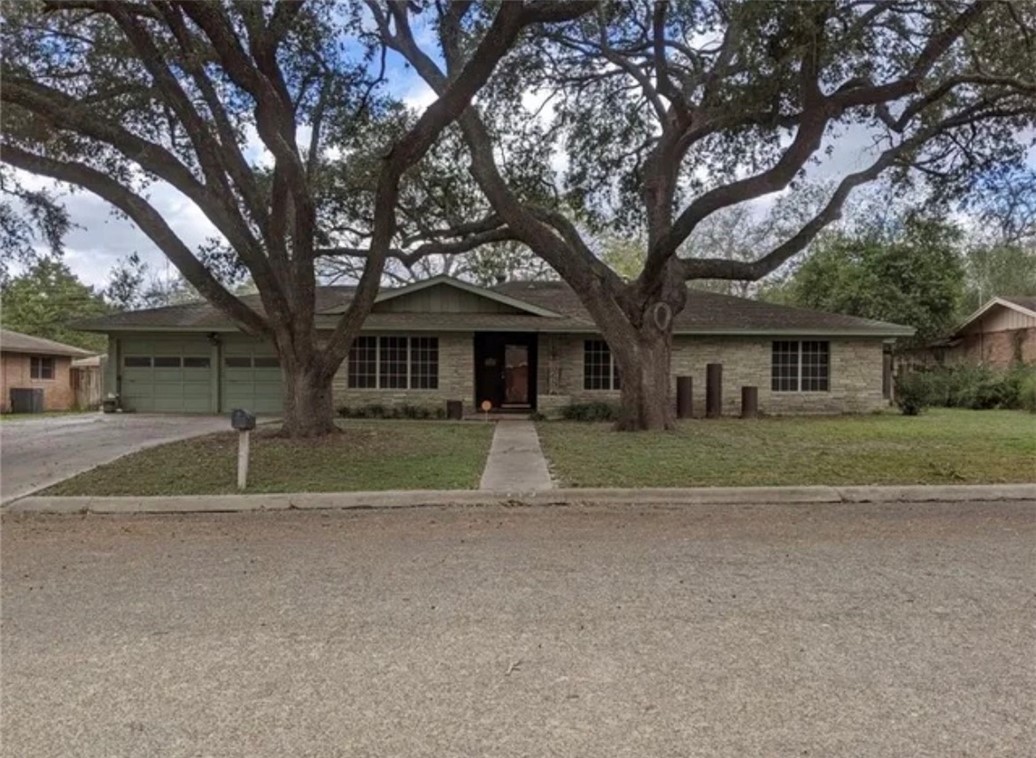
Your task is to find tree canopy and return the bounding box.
[1,259,109,351]
[768,216,966,346]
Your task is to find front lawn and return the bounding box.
[44,420,494,495]
[538,409,1036,487]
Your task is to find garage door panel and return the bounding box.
[221,342,283,414]
[119,338,214,413]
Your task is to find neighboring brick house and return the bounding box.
[931,296,1036,368]
[75,275,913,417]
[0,330,95,412]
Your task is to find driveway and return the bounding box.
[2,501,1033,757]
[0,413,229,504]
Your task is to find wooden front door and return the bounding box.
[474,333,537,411]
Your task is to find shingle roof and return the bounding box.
[492,280,913,335]
[0,329,95,357]
[74,278,913,337]
[74,288,357,331]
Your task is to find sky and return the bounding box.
[7,15,1035,291]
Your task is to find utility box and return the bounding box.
[10,388,44,414]
[230,408,256,431]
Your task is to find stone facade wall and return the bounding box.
[536,334,888,417]
[1,352,76,412]
[331,332,474,415]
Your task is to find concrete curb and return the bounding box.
[5,484,1035,515]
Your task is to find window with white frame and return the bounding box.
[583,339,621,390]
[30,356,55,380]
[771,340,829,392]
[348,336,439,390]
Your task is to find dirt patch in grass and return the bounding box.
[537,409,1036,487]
[44,420,494,495]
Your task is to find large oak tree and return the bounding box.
[373,0,1036,429]
[0,0,593,435]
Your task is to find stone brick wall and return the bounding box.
[0,352,76,412]
[329,331,888,418]
[536,334,888,416]
[332,333,474,414]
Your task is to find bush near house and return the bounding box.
[894,364,1036,414]
[560,402,620,422]
[338,403,447,420]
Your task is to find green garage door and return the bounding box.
[221,340,283,414]
[120,339,214,413]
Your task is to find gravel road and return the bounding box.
[2,500,1033,757]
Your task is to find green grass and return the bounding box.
[0,410,96,422]
[537,409,1036,487]
[45,420,495,495]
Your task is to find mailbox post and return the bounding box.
[230,409,256,490]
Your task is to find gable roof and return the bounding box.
[323,274,562,318]
[0,329,95,358]
[954,295,1036,335]
[73,276,913,337]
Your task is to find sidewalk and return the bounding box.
[6,484,1035,514]
[478,420,553,491]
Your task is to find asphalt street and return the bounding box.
[2,500,1033,757]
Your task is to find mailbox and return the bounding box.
[230,408,256,431]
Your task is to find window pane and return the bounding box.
[379,336,408,389]
[584,340,614,390]
[124,356,151,368]
[225,357,252,368]
[771,341,799,392]
[347,336,377,388]
[801,341,830,391]
[253,357,279,369]
[410,337,438,389]
[184,357,210,369]
[154,356,181,368]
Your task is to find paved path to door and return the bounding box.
[0,413,228,504]
[479,420,553,492]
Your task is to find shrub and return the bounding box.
[894,372,929,416]
[337,405,350,418]
[528,411,547,422]
[1018,371,1036,413]
[561,402,619,422]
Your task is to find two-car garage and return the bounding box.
[115,335,283,414]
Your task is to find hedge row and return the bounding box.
[894,364,1036,416]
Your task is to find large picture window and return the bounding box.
[771,341,829,392]
[583,340,621,391]
[348,336,439,390]
[30,356,55,380]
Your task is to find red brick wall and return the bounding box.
[948,328,1036,367]
[0,352,76,412]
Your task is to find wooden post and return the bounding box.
[676,376,693,419]
[446,399,463,420]
[705,363,723,418]
[237,430,250,491]
[741,386,758,418]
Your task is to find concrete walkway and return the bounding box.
[478,420,553,492]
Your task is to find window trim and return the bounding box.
[348,336,439,390]
[583,339,621,391]
[30,355,56,381]
[771,340,830,393]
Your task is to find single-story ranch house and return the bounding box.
[76,275,913,417]
[1,329,95,413]
[929,296,1036,368]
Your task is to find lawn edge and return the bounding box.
[5,483,1035,514]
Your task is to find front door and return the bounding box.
[504,344,529,406]
[474,333,537,411]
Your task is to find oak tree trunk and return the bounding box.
[280,360,338,437]
[611,326,676,431]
